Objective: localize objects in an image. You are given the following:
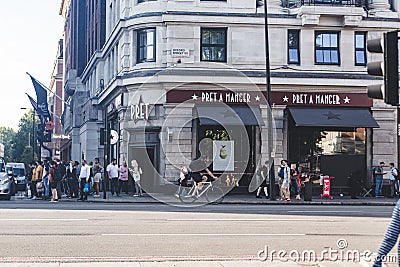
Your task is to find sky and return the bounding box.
[0,1,64,130]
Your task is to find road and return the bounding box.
[0,200,396,265]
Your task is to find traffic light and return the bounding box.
[367,31,399,106]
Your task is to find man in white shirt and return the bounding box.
[107,159,119,196]
[389,163,399,198]
[78,160,91,201]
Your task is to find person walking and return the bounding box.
[118,161,129,195]
[42,159,50,200]
[256,161,269,199]
[389,163,399,198]
[130,160,143,196]
[78,160,91,201]
[290,163,301,200]
[107,159,119,197]
[373,199,400,267]
[374,162,386,198]
[92,158,102,197]
[279,160,291,201]
[48,161,58,202]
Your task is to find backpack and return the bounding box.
[278,167,285,179]
[394,168,400,180]
[53,165,63,181]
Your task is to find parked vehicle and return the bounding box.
[6,163,27,192]
[0,158,16,200]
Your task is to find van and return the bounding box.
[6,163,27,192]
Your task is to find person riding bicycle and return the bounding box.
[189,155,218,197]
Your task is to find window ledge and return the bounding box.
[298,6,364,26]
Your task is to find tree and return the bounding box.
[0,127,16,162]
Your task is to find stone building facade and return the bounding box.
[61,0,400,194]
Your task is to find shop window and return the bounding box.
[355,32,367,66]
[315,31,340,65]
[201,28,227,62]
[137,28,156,63]
[288,30,300,65]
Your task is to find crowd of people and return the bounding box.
[27,157,143,202]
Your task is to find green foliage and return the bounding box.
[0,126,16,162]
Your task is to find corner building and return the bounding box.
[62,0,400,194]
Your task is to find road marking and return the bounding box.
[167,218,335,222]
[102,233,306,236]
[0,219,89,221]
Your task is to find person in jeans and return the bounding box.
[78,160,91,201]
[374,162,386,198]
[280,160,291,201]
[118,161,129,195]
[107,159,119,196]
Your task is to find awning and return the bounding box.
[288,107,379,128]
[196,105,264,126]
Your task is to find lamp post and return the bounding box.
[262,0,276,201]
[21,108,35,162]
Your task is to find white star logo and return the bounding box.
[255,95,260,101]
[191,94,198,101]
[343,96,350,104]
[283,96,289,102]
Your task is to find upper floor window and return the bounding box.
[137,28,156,63]
[288,30,300,64]
[355,32,367,66]
[315,31,340,65]
[201,28,227,62]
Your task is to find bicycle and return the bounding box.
[178,179,225,204]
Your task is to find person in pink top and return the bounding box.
[118,161,129,195]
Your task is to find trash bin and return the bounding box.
[304,179,312,201]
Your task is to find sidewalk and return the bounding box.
[48,192,399,206]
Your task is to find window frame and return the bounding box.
[354,31,367,66]
[200,27,228,63]
[288,29,300,65]
[314,31,340,65]
[137,28,156,64]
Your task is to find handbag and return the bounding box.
[83,182,90,193]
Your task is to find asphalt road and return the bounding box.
[0,201,396,265]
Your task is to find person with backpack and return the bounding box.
[374,162,386,198]
[278,160,291,201]
[389,163,399,198]
[78,160,91,201]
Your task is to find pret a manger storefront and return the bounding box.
[272,92,379,194]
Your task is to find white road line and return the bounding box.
[287,211,362,213]
[0,219,89,221]
[167,218,335,222]
[102,233,306,236]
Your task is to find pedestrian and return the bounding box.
[175,162,189,197]
[48,161,58,202]
[106,159,119,197]
[256,161,269,199]
[374,162,386,198]
[30,162,39,200]
[279,160,291,201]
[92,158,102,197]
[290,163,301,200]
[42,159,51,200]
[389,163,399,198]
[119,161,129,195]
[54,159,66,200]
[130,160,143,196]
[66,160,78,198]
[373,200,400,267]
[78,160,91,201]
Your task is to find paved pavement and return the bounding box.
[18,192,397,206]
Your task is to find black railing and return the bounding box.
[282,0,369,8]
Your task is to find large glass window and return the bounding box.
[288,30,300,64]
[201,28,227,62]
[355,32,367,66]
[315,31,340,65]
[137,28,156,63]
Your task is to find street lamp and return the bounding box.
[20,108,35,162]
